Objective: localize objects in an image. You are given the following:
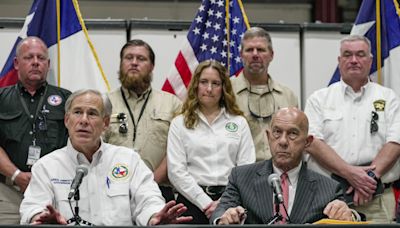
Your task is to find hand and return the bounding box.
[148,200,192,225]
[343,165,376,198]
[218,206,246,225]
[14,171,31,193]
[323,199,353,221]
[30,205,67,225]
[351,188,373,206]
[204,200,219,219]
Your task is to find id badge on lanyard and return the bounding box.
[27,140,41,166]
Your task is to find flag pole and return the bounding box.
[376,0,382,84]
[225,0,231,72]
[238,0,250,29]
[72,0,111,91]
[56,0,61,87]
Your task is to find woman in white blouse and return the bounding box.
[167,60,255,224]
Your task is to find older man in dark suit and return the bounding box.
[211,107,358,224]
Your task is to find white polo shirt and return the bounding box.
[304,80,400,183]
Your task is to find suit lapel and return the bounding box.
[253,160,274,224]
[290,163,316,223]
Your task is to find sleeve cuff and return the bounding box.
[350,209,361,222]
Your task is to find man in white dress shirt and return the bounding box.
[19,89,191,225]
[304,35,400,223]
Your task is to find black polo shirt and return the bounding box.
[0,82,71,174]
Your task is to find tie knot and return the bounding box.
[281,172,288,180]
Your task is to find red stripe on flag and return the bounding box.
[175,52,192,88]
[161,79,176,95]
[0,69,18,88]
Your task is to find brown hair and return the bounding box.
[181,60,243,129]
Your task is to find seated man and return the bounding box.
[19,89,192,226]
[211,107,358,224]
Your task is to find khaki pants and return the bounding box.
[352,187,395,223]
[0,182,22,224]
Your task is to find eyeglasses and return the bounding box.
[370,111,379,134]
[117,113,128,134]
[248,85,277,119]
[199,79,222,89]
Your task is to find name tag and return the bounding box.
[27,145,41,166]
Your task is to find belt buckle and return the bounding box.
[205,186,217,196]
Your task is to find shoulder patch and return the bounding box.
[373,99,385,111]
[47,95,63,106]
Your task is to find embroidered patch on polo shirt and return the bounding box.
[110,163,129,180]
[225,122,238,132]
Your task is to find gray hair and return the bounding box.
[15,36,49,57]
[65,89,112,117]
[340,35,373,57]
[241,27,273,51]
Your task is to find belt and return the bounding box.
[0,175,14,187]
[384,182,393,189]
[200,185,226,196]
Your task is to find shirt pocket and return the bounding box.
[105,114,130,145]
[138,112,172,168]
[45,110,66,138]
[149,111,172,138]
[39,109,67,149]
[367,111,386,146]
[104,183,131,224]
[0,110,24,142]
[321,110,343,141]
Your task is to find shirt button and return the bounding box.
[31,98,34,103]
[29,131,33,135]
[30,115,34,119]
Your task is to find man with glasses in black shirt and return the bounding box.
[304,35,400,223]
[231,27,298,161]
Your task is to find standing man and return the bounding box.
[211,107,358,224]
[0,36,71,224]
[304,35,400,223]
[103,39,181,201]
[233,27,298,161]
[20,89,191,225]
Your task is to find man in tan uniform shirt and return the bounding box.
[232,27,298,161]
[104,39,181,201]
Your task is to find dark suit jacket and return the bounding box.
[211,160,341,224]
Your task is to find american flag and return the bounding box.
[161,0,250,100]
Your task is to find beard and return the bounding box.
[119,70,152,95]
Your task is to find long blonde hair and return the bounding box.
[181,60,243,129]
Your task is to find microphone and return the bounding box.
[68,165,89,200]
[268,173,283,204]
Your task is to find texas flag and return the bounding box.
[0,0,110,92]
[329,0,400,96]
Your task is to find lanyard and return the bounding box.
[16,84,48,145]
[120,87,152,142]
